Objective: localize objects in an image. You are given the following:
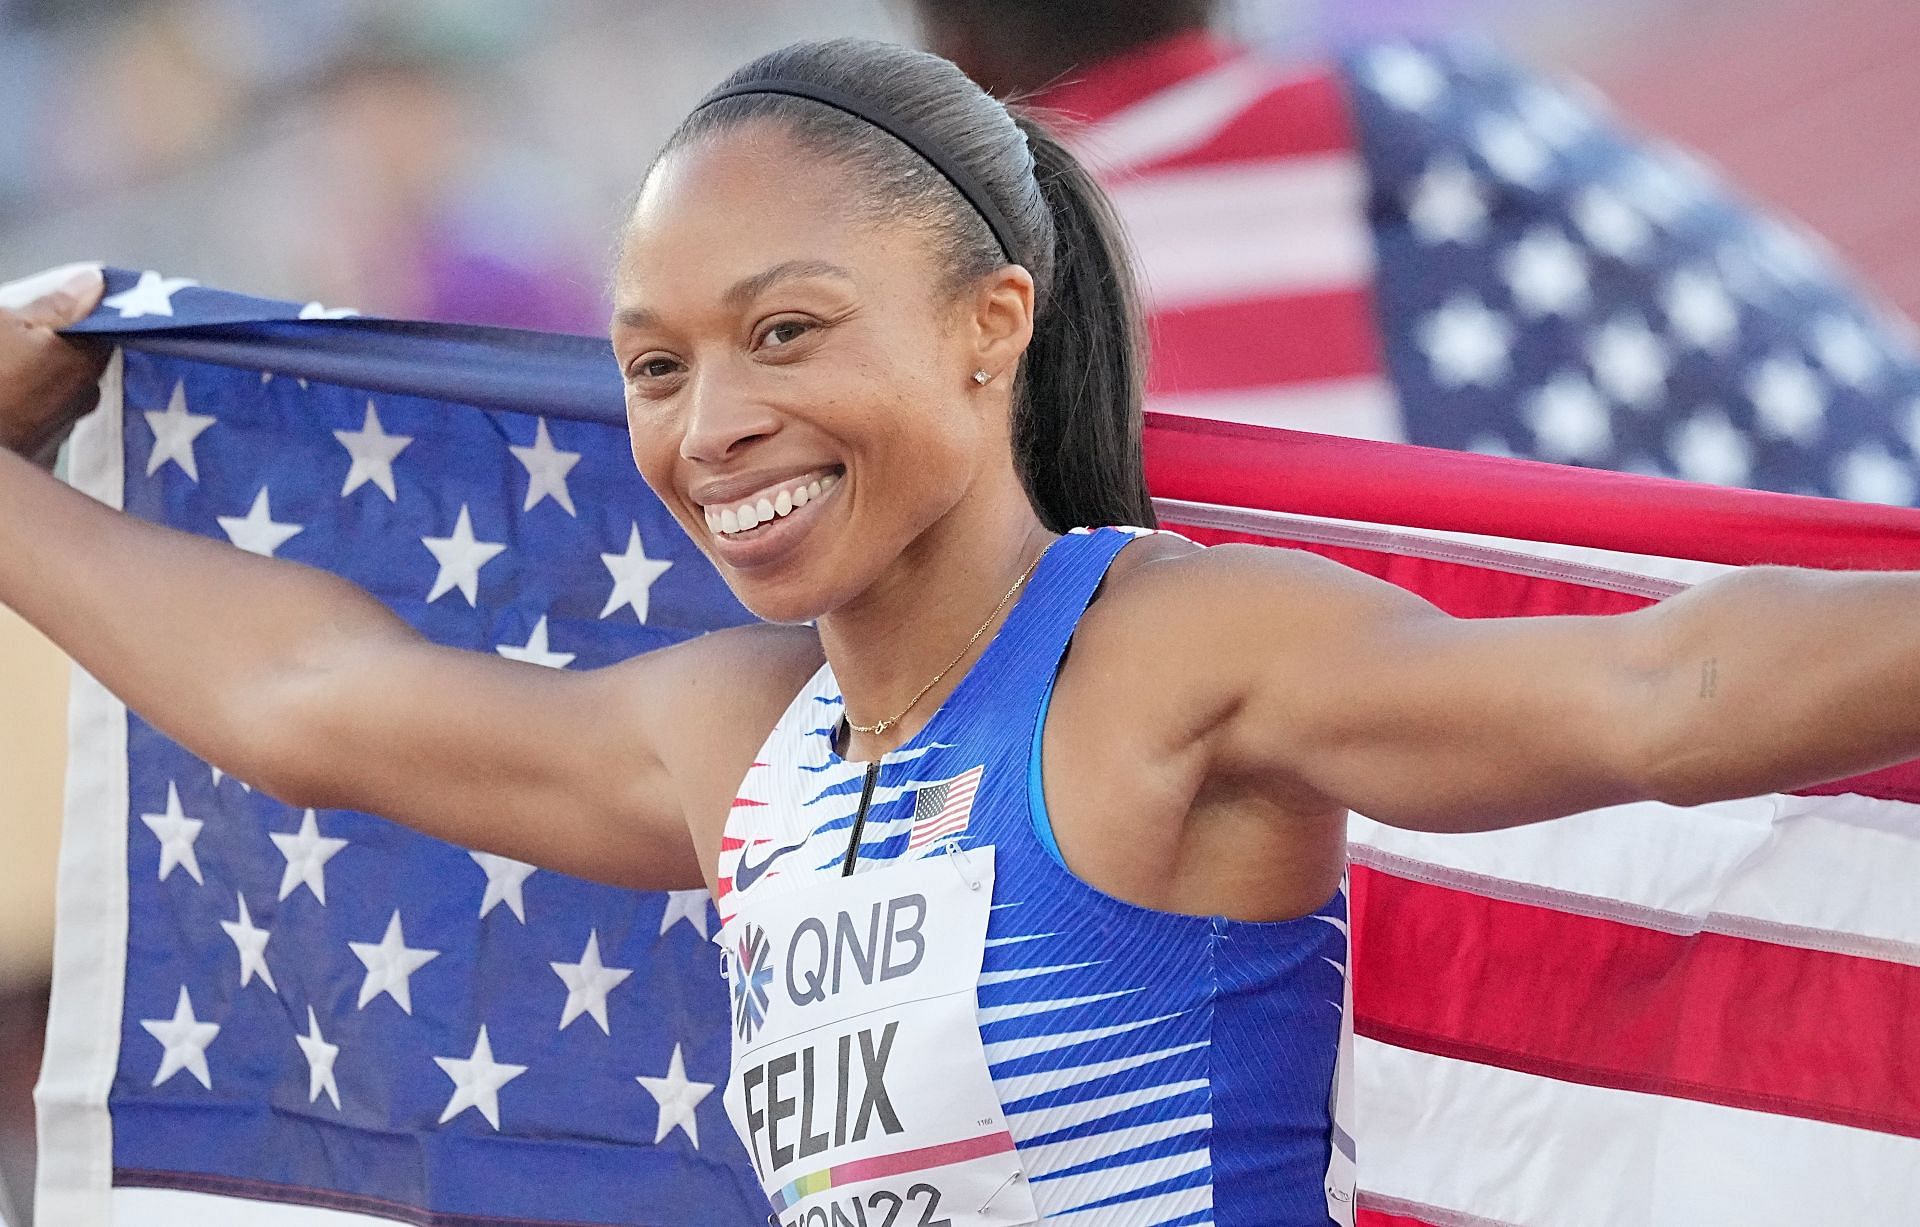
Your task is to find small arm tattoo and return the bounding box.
[1699,657,1719,699]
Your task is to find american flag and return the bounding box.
[27,242,1920,1223]
[905,764,986,852]
[1048,33,1920,502]
[35,269,768,1225]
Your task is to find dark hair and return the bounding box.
[917,0,1219,75]
[656,38,1155,532]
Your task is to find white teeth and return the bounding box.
[709,471,840,537]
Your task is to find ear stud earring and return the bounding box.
[972,370,991,386]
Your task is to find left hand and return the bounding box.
[0,265,110,470]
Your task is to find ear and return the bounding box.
[965,263,1036,388]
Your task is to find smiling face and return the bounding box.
[611,120,1034,624]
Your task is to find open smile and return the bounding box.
[697,466,845,568]
[702,469,840,538]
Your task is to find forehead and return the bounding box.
[614,123,906,310]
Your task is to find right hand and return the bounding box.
[0,266,109,468]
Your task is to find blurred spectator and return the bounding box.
[913,0,1920,503]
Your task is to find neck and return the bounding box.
[817,482,1053,760]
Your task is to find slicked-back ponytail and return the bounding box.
[1007,111,1154,531]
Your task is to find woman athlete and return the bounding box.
[6,39,1920,1227]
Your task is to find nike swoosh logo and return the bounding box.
[732,836,812,893]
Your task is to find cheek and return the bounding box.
[624,407,676,489]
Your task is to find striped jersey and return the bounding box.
[717,527,1351,1225]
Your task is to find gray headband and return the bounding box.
[695,77,1021,264]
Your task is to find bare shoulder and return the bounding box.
[603,620,825,878]
[614,620,824,766]
[1084,535,1406,645]
[1063,535,1437,761]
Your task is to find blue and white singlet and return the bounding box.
[717,527,1353,1225]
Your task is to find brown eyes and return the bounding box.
[624,317,819,387]
[760,320,812,348]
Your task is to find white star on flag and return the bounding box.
[1672,409,1754,487]
[423,504,506,605]
[496,616,575,669]
[470,851,537,922]
[435,1026,527,1130]
[270,808,348,904]
[141,985,219,1089]
[295,1005,342,1110]
[1812,316,1884,390]
[210,761,251,791]
[218,488,303,557]
[219,892,276,991]
[1515,82,1593,151]
[1748,354,1826,443]
[1572,185,1653,262]
[1502,227,1591,318]
[334,400,413,500]
[1407,159,1489,246]
[1364,43,1445,113]
[1664,268,1739,353]
[550,930,634,1035]
[1418,295,1514,388]
[1836,444,1915,506]
[1588,315,1670,409]
[658,890,710,938]
[1623,150,1708,226]
[636,1043,715,1148]
[1474,112,1552,188]
[1524,372,1612,463]
[349,910,440,1014]
[143,381,216,481]
[103,270,197,318]
[140,781,205,884]
[600,524,674,622]
[510,418,582,515]
[298,301,359,319]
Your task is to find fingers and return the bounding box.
[11,266,106,331]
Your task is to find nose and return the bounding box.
[678,362,780,464]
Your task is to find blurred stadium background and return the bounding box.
[2,0,1916,1221]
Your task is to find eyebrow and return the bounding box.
[612,260,855,331]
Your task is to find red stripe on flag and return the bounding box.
[1133,71,1355,175]
[1350,864,1920,1138]
[1146,288,1381,395]
[1146,416,1920,571]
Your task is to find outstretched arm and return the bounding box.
[1137,544,1920,832]
[0,273,790,891]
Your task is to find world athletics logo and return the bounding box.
[732,924,775,1042]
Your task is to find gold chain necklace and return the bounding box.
[844,547,1046,738]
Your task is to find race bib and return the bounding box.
[718,845,1038,1227]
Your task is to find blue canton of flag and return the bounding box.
[38,268,771,1225]
[1345,39,1920,502]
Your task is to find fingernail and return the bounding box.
[57,265,105,305]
